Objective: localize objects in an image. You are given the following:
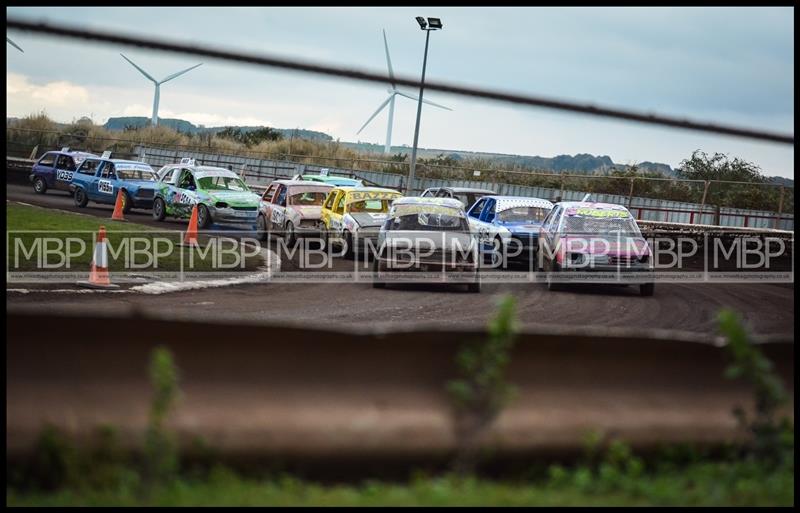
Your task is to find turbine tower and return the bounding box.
[357,29,451,154]
[120,54,203,126]
[7,37,24,53]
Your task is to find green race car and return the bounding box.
[153,163,261,228]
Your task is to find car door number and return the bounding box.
[56,170,74,181]
[98,179,114,195]
[271,207,284,225]
[177,191,195,204]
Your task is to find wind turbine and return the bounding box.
[357,29,451,154]
[7,37,24,53]
[120,54,203,126]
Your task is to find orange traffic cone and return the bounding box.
[182,204,199,246]
[78,226,119,289]
[111,189,126,221]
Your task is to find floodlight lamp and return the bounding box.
[416,16,427,29]
[427,18,442,29]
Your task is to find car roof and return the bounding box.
[558,201,630,212]
[272,179,334,187]
[394,196,464,208]
[48,150,96,158]
[333,186,401,194]
[440,187,497,194]
[486,196,554,210]
[104,159,155,166]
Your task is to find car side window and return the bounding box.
[421,188,436,197]
[55,155,76,171]
[76,159,98,175]
[435,189,450,198]
[483,199,496,222]
[38,153,57,167]
[468,198,487,219]
[263,184,278,202]
[323,191,337,210]
[160,167,176,184]
[275,185,287,207]
[334,193,346,215]
[101,163,116,179]
[547,206,562,232]
[178,169,196,190]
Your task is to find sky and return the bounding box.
[6,6,794,178]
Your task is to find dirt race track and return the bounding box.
[6,184,795,337]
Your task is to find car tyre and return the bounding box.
[153,197,167,221]
[33,177,47,194]
[285,222,296,247]
[547,259,561,291]
[467,272,481,293]
[74,187,88,208]
[372,255,386,289]
[256,214,269,241]
[640,282,655,297]
[121,190,133,214]
[343,231,355,260]
[197,204,212,229]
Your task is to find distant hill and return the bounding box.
[103,117,333,142]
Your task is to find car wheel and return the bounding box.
[285,222,296,247]
[121,190,133,214]
[640,282,655,297]
[256,215,270,241]
[197,204,212,229]
[153,197,166,221]
[33,177,47,194]
[467,272,481,293]
[74,187,88,208]
[372,255,386,289]
[547,259,561,291]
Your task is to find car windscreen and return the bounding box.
[497,206,550,223]
[389,212,469,232]
[347,199,392,213]
[198,176,249,192]
[289,191,327,206]
[116,168,156,181]
[563,214,641,236]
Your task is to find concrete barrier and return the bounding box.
[7,311,793,462]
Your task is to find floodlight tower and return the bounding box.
[120,54,203,126]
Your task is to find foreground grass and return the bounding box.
[7,203,261,274]
[7,457,793,507]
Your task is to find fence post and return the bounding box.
[774,186,786,230]
[699,180,711,224]
[627,177,635,209]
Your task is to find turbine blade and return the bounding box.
[7,37,24,53]
[382,29,395,88]
[356,95,393,135]
[395,91,453,111]
[120,53,157,83]
[160,62,203,84]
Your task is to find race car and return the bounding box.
[372,196,481,292]
[153,162,261,228]
[256,179,334,245]
[29,148,97,195]
[538,201,655,296]
[420,186,496,209]
[466,195,553,266]
[70,156,159,212]
[320,186,403,258]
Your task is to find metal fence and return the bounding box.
[4,127,794,230]
[134,145,794,230]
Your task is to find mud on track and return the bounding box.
[6,184,795,337]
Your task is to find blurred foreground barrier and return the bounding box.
[7,311,794,462]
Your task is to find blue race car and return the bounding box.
[29,148,98,195]
[70,156,159,213]
[466,195,554,265]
